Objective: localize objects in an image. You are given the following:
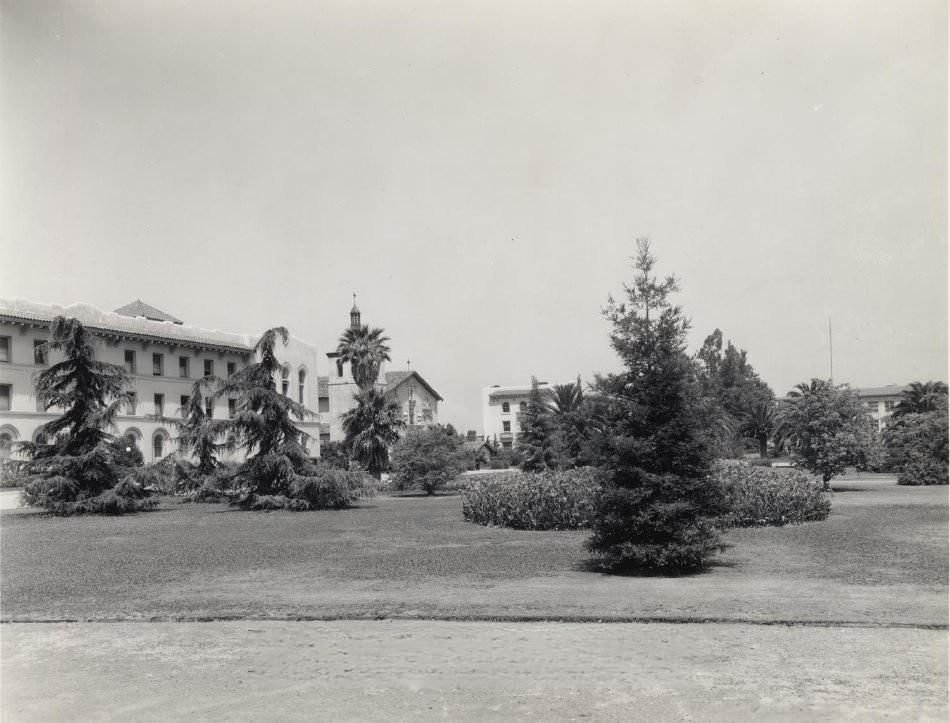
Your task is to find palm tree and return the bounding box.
[892,381,948,418]
[336,324,392,392]
[341,388,405,478]
[546,377,584,415]
[735,400,781,458]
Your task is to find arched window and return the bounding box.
[519,401,527,412]
[502,402,510,413]
[0,432,13,459]
[298,368,307,405]
[152,431,168,460]
[281,365,290,396]
[0,425,19,459]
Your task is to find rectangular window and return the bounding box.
[179,357,190,378]
[227,361,236,378]
[0,337,9,363]
[228,398,237,418]
[152,353,163,376]
[0,384,10,411]
[205,397,214,418]
[884,400,896,412]
[127,392,137,415]
[502,421,511,432]
[180,395,190,416]
[154,393,164,417]
[204,359,214,378]
[318,397,329,413]
[124,350,136,373]
[33,339,47,365]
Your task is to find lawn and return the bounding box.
[1,477,946,625]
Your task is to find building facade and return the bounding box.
[855,385,910,432]
[0,298,322,462]
[481,381,559,450]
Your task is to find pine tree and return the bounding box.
[219,327,356,509]
[517,377,558,472]
[22,317,157,514]
[587,239,725,573]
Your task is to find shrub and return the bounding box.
[897,457,949,486]
[462,467,602,530]
[713,459,831,527]
[236,467,372,510]
[0,459,28,488]
[390,427,468,494]
[319,441,351,470]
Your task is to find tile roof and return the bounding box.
[0,298,254,353]
[855,385,910,398]
[114,299,183,324]
[385,370,443,401]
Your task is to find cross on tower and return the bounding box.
[406,359,411,371]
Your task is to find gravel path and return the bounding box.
[2,620,946,721]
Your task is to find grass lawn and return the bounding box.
[1,477,946,625]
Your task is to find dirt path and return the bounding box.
[2,620,946,721]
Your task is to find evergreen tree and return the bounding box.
[21,317,156,514]
[587,240,725,574]
[219,327,352,509]
[517,377,558,472]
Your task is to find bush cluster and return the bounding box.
[712,459,831,527]
[0,459,28,488]
[236,467,373,511]
[897,458,949,486]
[461,467,602,530]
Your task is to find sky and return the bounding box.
[1,0,946,434]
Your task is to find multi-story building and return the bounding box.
[855,385,910,432]
[481,381,560,450]
[0,298,322,462]
[316,302,442,443]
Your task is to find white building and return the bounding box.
[481,381,560,450]
[0,298,322,462]
[855,385,910,432]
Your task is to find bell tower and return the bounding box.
[350,292,361,330]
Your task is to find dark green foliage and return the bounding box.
[516,377,558,472]
[0,459,29,488]
[106,436,144,468]
[696,328,776,456]
[219,327,351,510]
[336,324,392,392]
[238,468,371,510]
[20,317,156,514]
[892,381,948,418]
[390,427,468,494]
[318,440,351,470]
[885,405,948,486]
[545,376,604,469]
[342,388,405,477]
[713,460,831,527]
[587,239,726,574]
[462,468,603,530]
[778,379,882,484]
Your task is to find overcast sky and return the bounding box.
[2,0,946,433]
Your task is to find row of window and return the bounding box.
[127,392,238,419]
[123,350,238,380]
[864,400,897,413]
[500,401,528,414]
[0,337,49,365]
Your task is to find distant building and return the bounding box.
[481,381,561,450]
[855,385,911,432]
[0,298,321,462]
[316,302,442,444]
